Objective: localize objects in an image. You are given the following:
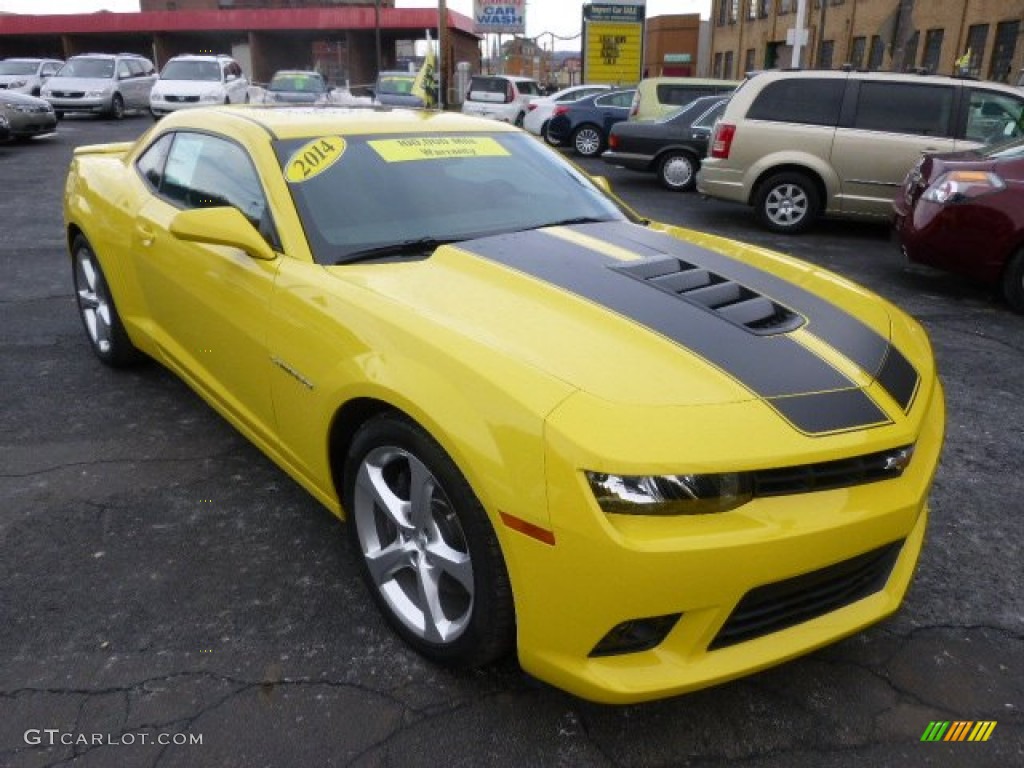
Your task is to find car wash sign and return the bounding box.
[583,3,646,85]
[474,0,526,35]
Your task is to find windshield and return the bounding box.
[983,137,1024,159]
[377,74,415,95]
[57,58,115,79]
[274,132,633,265]
[161,60,220,81]
[270,73,326,93]
[0,61,37,76]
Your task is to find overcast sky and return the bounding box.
[0,1,714,40]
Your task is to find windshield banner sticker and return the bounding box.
[368,136,510,162]
[285,137,347,183]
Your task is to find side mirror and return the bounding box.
[169,206,276,261]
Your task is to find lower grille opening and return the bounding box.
[709,540,904,651]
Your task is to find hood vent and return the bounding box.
[614,257,805,335]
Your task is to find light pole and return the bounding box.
[375,0,382,74]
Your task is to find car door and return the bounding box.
[131,130,280,442]
[596,90,635,135]
[832,80,958,216]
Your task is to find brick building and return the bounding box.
[710,0,1024,83]
[644,14,702,77]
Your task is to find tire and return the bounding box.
[572,124,603,157]
[71,235,142,367]
[658,151,698,192]
[108,93,125,120]
[55,111,64,120]
[754,171,821,234]
[514,111,525,128]
[344,413,514,669]
[541,120,560,146]
[1002,249,1024,313]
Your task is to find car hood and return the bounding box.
[45,77,112,91]
[153,80,222,96]
[0,90,51,108]
[326,221,926,435]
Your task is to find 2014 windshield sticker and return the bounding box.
[285,137,346,182]
[369,136,510,162]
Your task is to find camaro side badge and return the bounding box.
[271,356,315,390]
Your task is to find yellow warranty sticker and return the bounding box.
[369,136,509,163]
[285,136,346,183]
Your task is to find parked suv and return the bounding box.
[41,53,156,119]
[0,58,63,96]
[150,54,249,117]
[629,76,738,121]
[698,69,1024,233]
[461,74,542,125]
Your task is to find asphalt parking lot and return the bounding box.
[1,113,1022,768]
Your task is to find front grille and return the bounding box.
[709,540,903,650]
[752,445,914,497]
[167,95,200,103]
[615,256,805,335]
[52,91,84,98]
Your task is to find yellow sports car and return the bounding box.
[64,106,944,704]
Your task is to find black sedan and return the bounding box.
[602,95,728,191]
[545,88,636,158]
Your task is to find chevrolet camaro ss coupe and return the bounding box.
[65,105,944,704]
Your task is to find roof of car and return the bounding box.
[168,54,234,61]
[158,104,521,140]
[749,67,1024,93]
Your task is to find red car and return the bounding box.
[894,138,1024,312]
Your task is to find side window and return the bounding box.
[852,82,954,137]
[127,60,147,78]
[747,78,844,126]
[135,132,175,192]
[694,101,727,129]
[43,63,59,77]
[596,91,634,108]
[964,89,1024,143]
[117,61,132,79]
[161,132,274,240]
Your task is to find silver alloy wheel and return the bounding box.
[661,154,695,190]
[74,245,114,356]
[574,126,602,156]
[764,182,809,228]
[353,445,475,644]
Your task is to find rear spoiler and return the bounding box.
[73,141,134,157]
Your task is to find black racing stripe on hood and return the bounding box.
[459,228,890,434]
[585,222,921,407]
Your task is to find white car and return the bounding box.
[149,54,249,118]
[0,58,63,96]
[523,84,612,144]
[461,75,542,126]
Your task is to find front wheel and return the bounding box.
[658,151,698,192]
[541,120,560,146]
[754,171,821,234]
[108,93,125,120]
[572,124,603,157]
[1002,249,1024,313]
[344,413,514,668]
[71,235,142,366]
[514,111,525,128]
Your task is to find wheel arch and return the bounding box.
[652,145,701,172]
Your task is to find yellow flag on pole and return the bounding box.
[411,32,437,108]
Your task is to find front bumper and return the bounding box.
[45,95,111,114]
[503,377,944,704]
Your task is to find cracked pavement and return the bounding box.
[1,117,1021,768]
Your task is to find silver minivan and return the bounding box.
[41,53,157,120]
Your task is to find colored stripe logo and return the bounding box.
[920,721,997,742]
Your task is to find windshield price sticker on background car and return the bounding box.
[285,136,347,182]
[369,136,510,162]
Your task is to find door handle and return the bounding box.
[135,223,155,247]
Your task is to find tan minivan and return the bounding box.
[698,69,1024,232]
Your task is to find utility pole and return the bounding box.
[374,0,382,74]
[438,0,447,109]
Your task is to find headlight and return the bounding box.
[586,471,753,516]
[922,170,1005,204]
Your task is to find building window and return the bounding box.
[868,35,885,70]
[717,0,728,27]
[723,50,734,79]
[922,28,944,74]
[779,0,792,14]
[850,37,866,69]
[989,21,1019,82]
[964,24,989,76]
[745,48,755,75]
[903,31,920,71]
[819,40,834,69]
[748,0,757,20]
[758,0,770,18]
[714,51,724,78]
[729,0,739,24]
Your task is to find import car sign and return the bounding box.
[473,0,526,34]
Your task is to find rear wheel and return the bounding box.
[754,171,821,234]
[344,413,514,668]
[1002,249,1024,313]
[71,235,142,367]
[572,124,603,157]
[658,151,698,192]
[108,93,125,120]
